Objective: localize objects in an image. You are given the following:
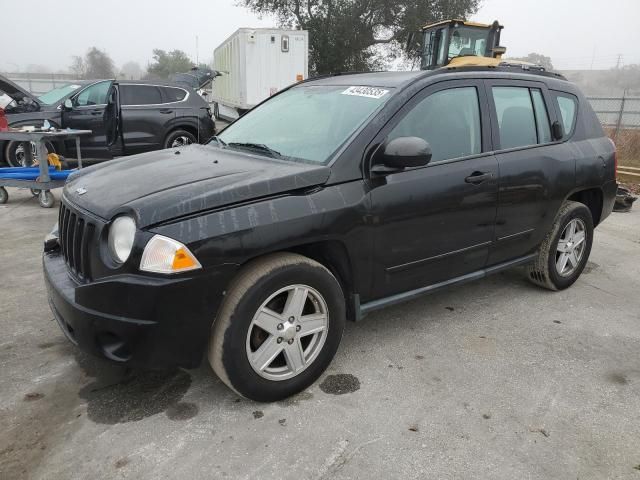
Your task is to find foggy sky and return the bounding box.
[1,0,638,73]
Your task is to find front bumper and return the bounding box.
[43,250,236,369]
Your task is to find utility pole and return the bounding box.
[615,54,623,69]
[196,36,199,66]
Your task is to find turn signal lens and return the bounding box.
[140,235,201,274]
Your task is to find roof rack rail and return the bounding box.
[441,63,566,80]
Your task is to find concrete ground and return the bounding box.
[1,188,640,480]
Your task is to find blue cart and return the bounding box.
[0,129,91,208]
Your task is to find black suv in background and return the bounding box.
[0,76,215,166]
[44,67,616,402]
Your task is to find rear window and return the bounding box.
[120,85,162,106]
[492,86,553,149]
[493,87,537,149]
[161,87,187,102]
[555,93,578,137]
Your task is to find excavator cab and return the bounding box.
[420,19,505,70]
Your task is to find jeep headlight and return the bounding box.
[108,216,136,264]
[140,235,201,274]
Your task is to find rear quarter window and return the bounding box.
[161,87,187,102]
[554,92,578,138]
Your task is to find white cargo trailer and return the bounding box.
[212,28,309,118]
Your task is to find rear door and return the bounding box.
[119,84,174,154]
[368,80,499,298]
[484,80,575,265]
[62,80,113,157]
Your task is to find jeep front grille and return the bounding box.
[58,202,95,282]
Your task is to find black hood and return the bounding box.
[0,74,39,105]
[64,144,331,228]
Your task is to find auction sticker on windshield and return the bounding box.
[341,86,389,99]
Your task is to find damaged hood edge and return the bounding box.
[0,74,40,104]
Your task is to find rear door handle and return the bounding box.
[90,110,103,116]
[159,109,173,114]
[465,171,493,184]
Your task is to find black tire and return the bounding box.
[164,129,197,149]
[209,253,346,402]
[527,201,594,291]
[5,140,55,168]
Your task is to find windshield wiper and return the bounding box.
[227,142,283,159]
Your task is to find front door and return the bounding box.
[62,80,113,158]
[368,80,498,299]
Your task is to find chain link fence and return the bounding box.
[589,96,640,173]
[2,72,83,96]
[588,96,640,132]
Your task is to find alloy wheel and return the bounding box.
[555,218,587,277]
[170,136,193,148]
[246,284,329,381]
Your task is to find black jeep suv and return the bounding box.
[0,75,215,166]
[43,67,617,401]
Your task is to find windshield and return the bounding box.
[38,83,83,105]
[448,26,489,59]
[216,85,392,164]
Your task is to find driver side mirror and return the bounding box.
[373,136,432,173]
[63,98,73,111]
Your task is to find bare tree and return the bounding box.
[120,61,144,80]
[69,48,116,79]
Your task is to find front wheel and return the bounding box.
[527,201,594,291]
[164,129,197,149]
[209,253,346,401]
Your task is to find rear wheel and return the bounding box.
[164,129,196,149]
[209,253,346,401]
[6,140,55,168]
[527,201,594,291]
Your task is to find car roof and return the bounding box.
[300,66,571,91]
[80,79,192,89]
[301,71,424,88]
[117,80,191,88]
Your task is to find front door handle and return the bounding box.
[465,171,493,184]
[159,109,173,114]
[90,110,103,116]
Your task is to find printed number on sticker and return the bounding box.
[341,86,389,99]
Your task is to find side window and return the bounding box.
[388,86,482,162]
[492,87,537,149]
[555,93,578,136]
[531,89,552,143]
[120,85,163,106]
[161,87,187,103]
[74,81,111,106]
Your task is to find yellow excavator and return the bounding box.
[418,19,509,70]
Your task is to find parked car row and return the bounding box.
[0,75,216,166]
